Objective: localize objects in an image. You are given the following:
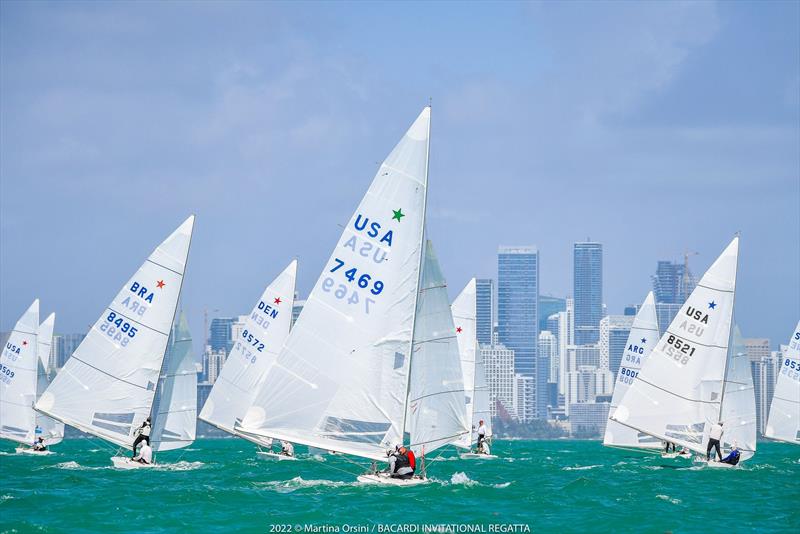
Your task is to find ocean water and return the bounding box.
[1,439,797,533]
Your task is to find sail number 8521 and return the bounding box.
[661,334,696,365]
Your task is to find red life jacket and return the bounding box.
[407,449,416,470]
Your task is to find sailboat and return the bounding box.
[602,292,663,454]
[35,216,195,468]
[236,107,469,485]
[451,279,496,459]
[764,320,800,444]
[199,260,297,460]
[611,237,756,467]
[26,312,66,454]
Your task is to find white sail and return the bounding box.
[0,300,39,445]
[199,260,297,447]
[34,313,64,445]
[150,310,197,452]
[407,241,469,456]
[765,320,800,444]
[612,237,739,457]
[36,216,195,448]
[238,108,431,461]
[603,292,662,450]
[473,352,492,441]
[719,324,756,460]
[451,279,476,449]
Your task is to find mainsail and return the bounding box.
[34,313,64,445]
[603,292,661,450]
[199,260,297,447]
[238,107,431,461]
[406,241,469,456]
[150,310,197,452]
[0,300,40,445]
[35,216,195,449]
[451,278,491,449]
[764,320,800,444]
[611,237,739,457]
[718,324,756,460]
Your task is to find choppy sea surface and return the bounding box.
[1,439,797,533]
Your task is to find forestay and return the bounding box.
[765,320,800,444]
[199,260,297,448]
[0,300,39,445]
[406,241,469,456]
[719,324,756,460]
[151,310,197,452]
[36,216,194,449]
[238,108,430,461]
[611,237,739,457]
[35,313,64,445]
[603,292,661,450]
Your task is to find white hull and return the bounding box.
[460,452,498,460]
[357,473,429,486]
[111,456,156,469]
[661,452,691,459]
[256,451,297,461]
[703,460,738,469]
[15,447,54,456]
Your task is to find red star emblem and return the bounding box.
[22,340,28,346]
[273,297,282,305]
[456,327,463,333]
[156,280,165,289]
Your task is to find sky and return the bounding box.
[1,1,798,348]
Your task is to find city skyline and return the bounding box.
[1,2,798,347]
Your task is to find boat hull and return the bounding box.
[15,447,53,456]
[111,456,156,469]
[703,460,737,469]
[661,452,691,459]
[256,451,298,461]
[460,452,498,460]
[357,473,429,486]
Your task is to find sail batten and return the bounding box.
[35,216,194,449]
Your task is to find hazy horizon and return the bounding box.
[1,1,798,347]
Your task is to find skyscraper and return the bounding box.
[481,342,515,418]
[475,278,494,346]
[573,242,603,345]
[599,315,634,378]
[651,259,697,330]
[538,295,566,334]
[497,246,540,418]
[208,317,236,352]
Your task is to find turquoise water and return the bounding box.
[1,439,797,533]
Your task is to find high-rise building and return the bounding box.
[599,315,634,378]
[538,296,566,334]
[751,352,779,436]
[292,296,305,328]
[203,348,227,384]
[513,374,535,423]
[569,402,610,437]
[476,279,494,346]
[573,242,603,345]
[230,315,249,345]
[564,344,601,415]
[744,338,771,363]
[539,330,559,384]
[655,303,682,334]
[651,260,696,305]
[52,333,86,369]
[557,298,575,397]
[481,342,515,418]
[208,317,236,353]
[497,246,540,418]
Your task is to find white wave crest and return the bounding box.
[562,464,602,471]
[258,477,351,493]
[656,494,682,505]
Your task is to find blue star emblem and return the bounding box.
[708,301,717,310]
[641,338,647,344]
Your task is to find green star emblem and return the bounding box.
[392,208,405,222]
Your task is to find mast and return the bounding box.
[400,105,432,443]
[716,235,740,424]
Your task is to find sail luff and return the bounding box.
[0,300,40,446]
[452,279,478,449]
[764,320,800,444]
[34,313,64,446]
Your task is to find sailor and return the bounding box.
[131,417,151,457]
[280,440,294,457]
[476,420,487,454]
[32,437,47,451]
[387,444,415,479]
[133,441,153,464]
[720,444,741,466]
[663,441,676,454]
[706,421,724,462]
